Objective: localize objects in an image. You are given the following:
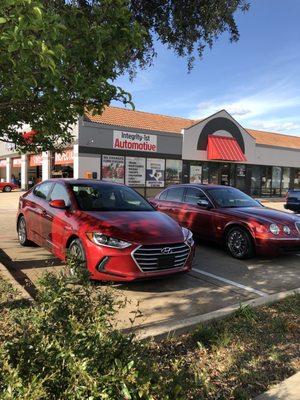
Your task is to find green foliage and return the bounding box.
[192,321,232,349]
[0,0,249,152]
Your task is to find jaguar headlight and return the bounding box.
[283,225,291,235]
[269,224,280,235]
[182,227,194,245]
[86,233,131,249]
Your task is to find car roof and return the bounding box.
[42,178,124,186]
[165,183,232,190]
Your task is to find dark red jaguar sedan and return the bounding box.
[149,184,300,259]
[16,179,194,281]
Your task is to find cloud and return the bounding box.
[249,119,300,133]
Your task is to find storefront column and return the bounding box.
[21,154,28,190]
[5,157,12,182]
[42,151,51,181]
[73,144,79,179]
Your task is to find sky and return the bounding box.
[113,0,300,136]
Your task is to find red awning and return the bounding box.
[207,135,247,161]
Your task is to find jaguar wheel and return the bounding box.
[3,185,12,192]
[17,216,33,246]
[226,227,254,259]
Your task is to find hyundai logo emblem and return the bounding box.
[161,247,172,254]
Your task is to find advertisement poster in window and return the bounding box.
[125,157,145,186]
[101,155,124,183]
[146,158,165,187]
[166,159,182,184]
[236,164,246,177]
[190,165,202,183]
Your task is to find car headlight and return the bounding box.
[182,227,194,245]
[283,225,291,235]
[269,224,280,235]
[86,232,132,249]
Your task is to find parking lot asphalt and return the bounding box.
[0,191,299,330]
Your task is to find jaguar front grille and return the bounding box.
[132,242,190,272]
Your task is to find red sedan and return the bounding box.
[17,179,195,281]
[149,184,300,259]
[0,181,19,192]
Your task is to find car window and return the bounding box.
[185,187,207,205]
[33,182,53,200]
[49,183,71,206]
[165,187,185,202]
[207,187,261,208]
[71,183,154,212]
[159,190,168,200]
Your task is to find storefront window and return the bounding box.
[236,164,246,192]
[189,164,202,183]
[281,167,291,195]
[202,163,209,184]
[261,166,272,197]
[251,166,261,196]
[125,157,145,187]
[146,158,165,188]
[101,155,125,183]
[208,163,219,185]
[272,166,282,196]
[294,169,300,189]
[165,159,182,185]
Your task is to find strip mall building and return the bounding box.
[1,107,300,198]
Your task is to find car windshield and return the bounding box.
[207,187,261,208]
[71,183,154,212]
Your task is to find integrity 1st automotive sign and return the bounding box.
[113,130,157,152]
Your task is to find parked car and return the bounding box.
[284,189,300,213]
[17,179,195,281]
[0,181,19,192]
[149,184,300,259]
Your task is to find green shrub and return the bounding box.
[0,263,162,400]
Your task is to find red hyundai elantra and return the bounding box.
[17,179,194,281]
[149,184,300,259]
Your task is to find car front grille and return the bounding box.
[295,222,300,234]
[132,243,190,273]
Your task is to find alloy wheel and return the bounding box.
[227,229,248,258]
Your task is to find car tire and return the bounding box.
[226,227,254,259]
[3,185,12,192]
[68,238,87,270]
[17,216,33,246]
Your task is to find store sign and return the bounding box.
[113,130,157,152]
[13,158,21,167]
[102,155,124,183]
[125,157,145,187]
[0,159,6,168]
[146,158,165,187]
[190,165,202,183]
[55,149,74,165]
[29,154,42,167]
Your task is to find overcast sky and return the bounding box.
[113,0,300,136]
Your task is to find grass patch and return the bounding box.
[0,268,299,400]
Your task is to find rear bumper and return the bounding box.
[84,240,195,282]
[255,237,300,256]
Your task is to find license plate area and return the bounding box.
[158,255,175,268]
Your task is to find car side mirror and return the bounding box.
[197,199,212,209]
[49,199,68,209]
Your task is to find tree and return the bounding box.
[0,0,249,152]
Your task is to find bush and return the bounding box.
[0,262,160,400]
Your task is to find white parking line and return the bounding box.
[192,268,268,297]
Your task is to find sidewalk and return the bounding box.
[256,372,300,400]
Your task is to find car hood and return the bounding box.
[76,210,185,245]
[220,206,300,225]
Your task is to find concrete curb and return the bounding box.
[135,287,300,341]
[255,372,300,400]
[0,262,33,302]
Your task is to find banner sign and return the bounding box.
[125,157,145,186]
[102,155,125,183]
[29,154,42,167]
[146,158,165,187]
[113,130,157,152]
[55,149,74,165]
[190,165,202,183]
[13,158,21,167]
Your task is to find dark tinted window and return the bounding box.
[185,187,207,205]
[165,187,185,202]
[71,183,154,212]
[207,187,260,208]
[33,182,53,200]
[50,183,70,205]
[159,190,168,200]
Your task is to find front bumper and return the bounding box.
[84,239,195,282]
[255,236,300,256]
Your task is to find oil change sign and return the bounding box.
[113,130,157,152]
